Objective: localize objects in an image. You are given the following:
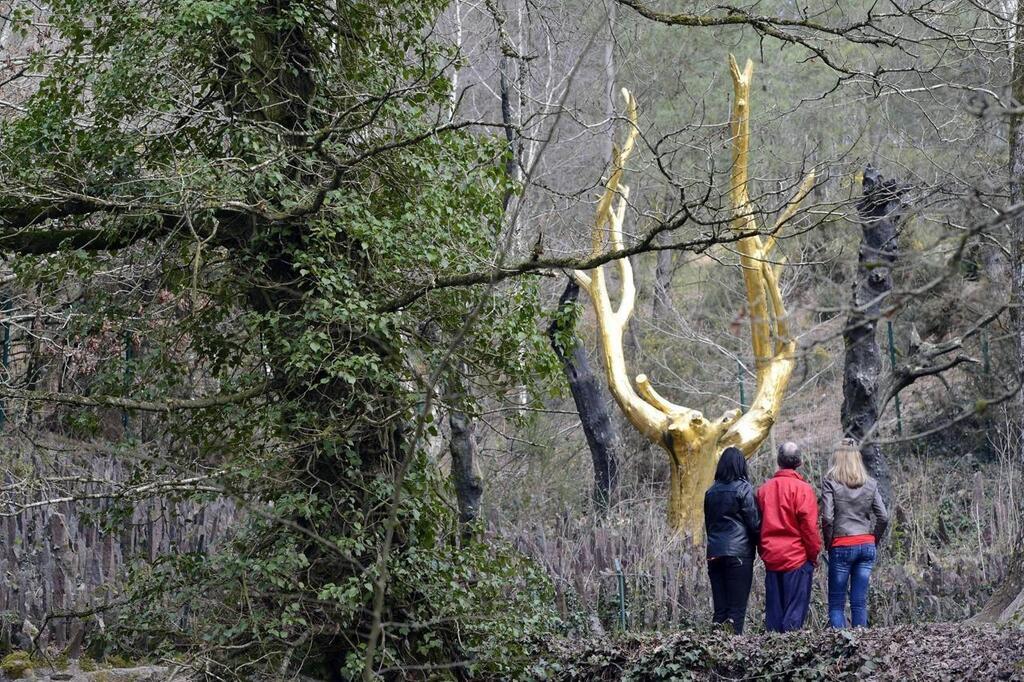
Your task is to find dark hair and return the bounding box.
[777,441,802,470]
[715,447,749,483]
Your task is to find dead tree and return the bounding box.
[573,57,813,536]
[548,277,620,513]
[840,167,906,503]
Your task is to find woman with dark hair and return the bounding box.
[704,446,761,634]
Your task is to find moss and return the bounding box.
[104,653,133,668]
[0,651,33,679]
[79,655,98,672]
[52,652,70,670]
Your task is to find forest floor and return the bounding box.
[546,622,1024,680]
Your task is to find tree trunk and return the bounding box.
[499,51,518,215]
[652,248,675,321]
[651,189,677,320]
[976,551,1024,623]
[549,278,620,512]
[442,8,484,535]
[977,6,1024,624]
[603,1,617,163]
[841,166,905,504]
[665,436,718,533]
[448,368,483,530]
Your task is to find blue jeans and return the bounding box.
[828,543,876,628]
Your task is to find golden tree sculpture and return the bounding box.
[574,56,814,536]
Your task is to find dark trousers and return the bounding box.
[707,555,754,634]
[765,561,814,632]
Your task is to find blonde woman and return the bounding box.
[821,439,889,628]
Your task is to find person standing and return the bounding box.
[704,447,761,634]
[821,439,889,628]
[756,441,821,632]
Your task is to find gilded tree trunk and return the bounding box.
[666,438,718,531]
[575,59,806,537]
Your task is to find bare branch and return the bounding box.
[0,383,268,412]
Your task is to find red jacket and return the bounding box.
[756,469,822,572]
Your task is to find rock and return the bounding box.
[21,619,39,640]
[11,630,32,651]
[83,666,177,681]
[0,664,187,682]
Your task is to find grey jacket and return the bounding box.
[821,476,889,548]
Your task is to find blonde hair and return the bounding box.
[827,440,867,488]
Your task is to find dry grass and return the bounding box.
[495,423,1022,633]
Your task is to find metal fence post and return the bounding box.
[122,331,133,435]
[614,557,627,631]
[886,320,903,435]
[981,330,990,376]
[0,297,9,429]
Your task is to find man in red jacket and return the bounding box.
[756,441,821,632]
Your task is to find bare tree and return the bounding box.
[978,0,1024,623]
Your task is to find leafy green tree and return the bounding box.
[0,1,561,678]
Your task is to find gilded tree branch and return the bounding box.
[572,59,805,536]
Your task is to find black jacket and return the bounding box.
[704,479,761,558]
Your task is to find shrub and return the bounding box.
[0,651,33,679]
